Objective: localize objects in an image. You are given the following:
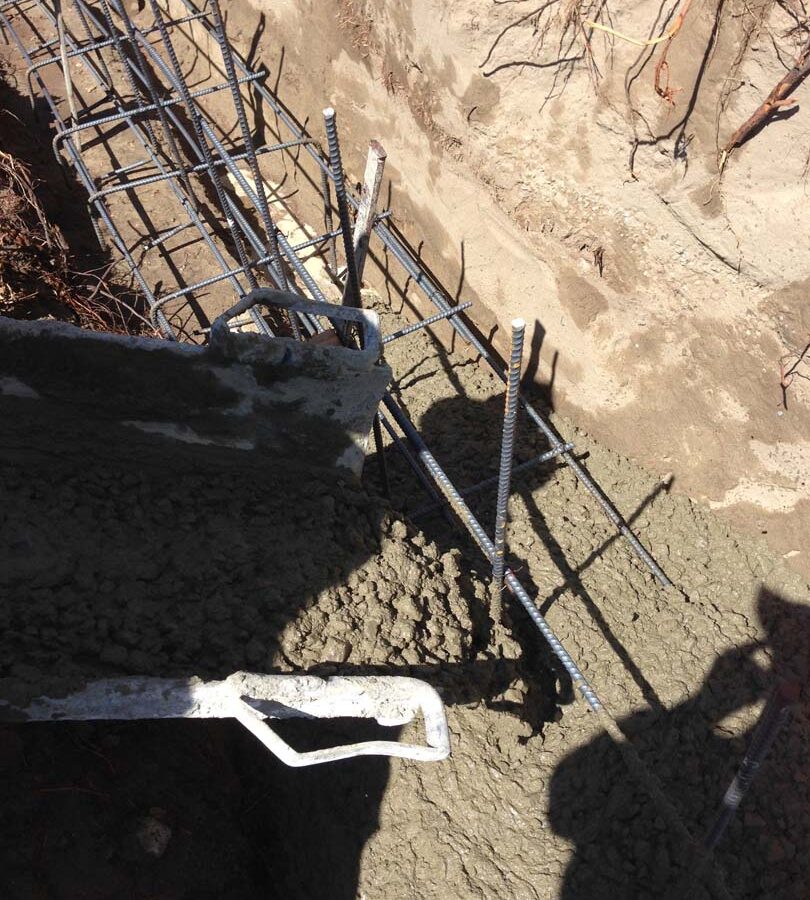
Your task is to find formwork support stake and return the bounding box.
[352,140,387,284]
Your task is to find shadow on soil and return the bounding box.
[367,345,810,897]
[0,435,542,899]
[2,348,808,899]
[548,587,810,899]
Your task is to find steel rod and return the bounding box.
[52,70,265,155]
[372,414,390,499]
[319,165,338,274]
[289,226,343,253]
[87,138,310,203]
[207,0,294,339]
[383,302,473,345]
[492,318,525,597]
[380,391,602,713]
[376,410,467,528]
[411,443,575,521]
[322,107,360,308]
[703,682,797,852]
[463,443,574,499]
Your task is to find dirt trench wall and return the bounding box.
[0,316,390,476]
[224,0,810,578]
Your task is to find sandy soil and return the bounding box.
[1,4,810,898]
[228,0,810,582]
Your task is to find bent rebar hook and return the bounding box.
[0,672,450,767]
[209,288,383,359]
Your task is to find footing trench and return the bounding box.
[0,0,778,896]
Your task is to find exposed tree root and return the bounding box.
[0,148,150,333]
[720,30,810,168]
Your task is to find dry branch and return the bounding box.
[720,31,810,167]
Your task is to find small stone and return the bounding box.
[135,815,172,859]
[323,637,351,663]
[389,520,407,540]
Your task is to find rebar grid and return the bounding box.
[1,0,678,771]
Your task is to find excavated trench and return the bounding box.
[1,3,810,899]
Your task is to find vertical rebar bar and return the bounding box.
[106,0,200,208]
[206,0,301,339]
[492,318,525,598]
[319,165,338,274]
[668,681,798,899]
[372,413,390,499]
[143,0,259,311]
[322,107,360,308]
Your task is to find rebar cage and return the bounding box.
[0,0,672,720]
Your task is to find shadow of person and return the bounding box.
[547,586,810,899]
[381,377,562,672]
[0,430,537,900]
[380,344,669,735]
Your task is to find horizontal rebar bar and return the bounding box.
[409,443,575,520]
[147,220,193,248]
[52,70,265,154]
[382,302,472,345]
[87,137,311,203]
[466,443,576,498]
[152,253,274,316]
[289,226,343,253]
[25,11,210,78]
